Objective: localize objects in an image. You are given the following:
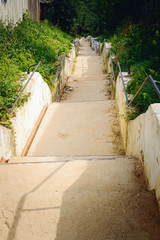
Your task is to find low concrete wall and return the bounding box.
[102,43,111,73]
[90,37,103,55]
[12,72,52,156]
[115,70,160,207]
[127,104,160,205]
[0,126,13,160]
[52,45,76,101]
[116,73,132,149]
[101,42,115,98]
[79,37,85,46]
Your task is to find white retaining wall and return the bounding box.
[52,45,76,101]
[0,126,12,160]
[127,104,160,205]
[115,71,160,207]
[90,37,103,55]
[115,72,132,149]
[12,72,52,155]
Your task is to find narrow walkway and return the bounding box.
[0,42,160,240]
[27,42,124,156]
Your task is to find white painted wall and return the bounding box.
[102,43,112,73]
[0,126,13,160]
[68,45,76,75]
[52,45,76,100]
[116,72,132,149]
[0,0,28,24]
[90,37,103,55]
[127,104,160,205]
[12,72,52,155]
[115,71,160,207]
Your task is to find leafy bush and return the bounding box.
[110,22,160,117]
[0,14,73,126]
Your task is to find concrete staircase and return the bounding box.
[0,42,160,240]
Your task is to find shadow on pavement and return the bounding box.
[55,160,160,240]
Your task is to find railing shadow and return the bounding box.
[6,162,66,240]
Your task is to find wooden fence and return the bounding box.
[0,0,40,24]
[28,0,40,21]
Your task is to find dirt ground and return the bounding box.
[0,42,160,240]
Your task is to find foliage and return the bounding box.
[110,22,160,116]
[0,14,73,126]
[50,0,145,36]
[50,0,99,36]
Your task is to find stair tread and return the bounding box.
[9,155,136,163]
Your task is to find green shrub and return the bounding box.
[110,22,160,117]
[0,14,73,126]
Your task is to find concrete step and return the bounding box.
[1,155,160,239]
[9,155,135,163]
[27,101,125,157]
[62,79,109,102]
[1,155,146,196]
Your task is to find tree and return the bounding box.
[49,0,160,35]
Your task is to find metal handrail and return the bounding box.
[3,51,67,112]
[0,62,41,113]
[58,50,65,57]
[0,52,65,112]
[149,75,160,96]
[107,47,133,105]
[28,50,67,86]
[128,75,160,106]
[106,43,160,107]
[52,39,80,85]
[110,48,116,55]
[0,39,80,114]
[28,62,52,85]
[107,48,130,102]
[154,80,160,85]
[10,61,41,112]
[91,38,160,109]
[119,63,130,74]
[27,63,38,74]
